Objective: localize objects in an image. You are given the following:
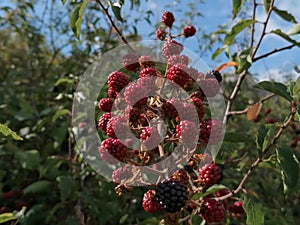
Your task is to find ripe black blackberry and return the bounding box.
[200,198,225,223]
[155,179,188,213]
[162,11,175,27]
[205,70,222,83]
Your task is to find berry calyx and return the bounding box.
[183,25,196,37]
[155,180,188,213]
[162,11,175,28]
[98,98,113,112]
[198,163,221,186]
[142,190,162,213]
[200,198,225,223]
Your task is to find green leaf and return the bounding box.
[23,180,52,194]
[243,195,264,225]
[291,76,300,96]
[276,147,299,194]
[224,19,255,45]
[61,0,67,5]
[69,1,89,39]
[0,123,23,140]
[119,214,128,224]
[287,24,300,35]
[0,213,17,223]
[108,0,124,22]
[55,77,74,86]
[256,125,270,154]
[212,46,226,60]
[57,175,72,202]
[15,150,40,170]
[254,81,293,102]
[262,0,271,13]
[237,47,253,73]
[273,7,297,24]
[191,184,228,200]
[224,132,253,143]
[52,109,71,122]
[271,29,300,46]
[232,0,244,19]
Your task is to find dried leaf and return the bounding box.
[247,103,262,121]
[215,61,238,71]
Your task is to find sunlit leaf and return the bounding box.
[224,19,255,45]
[273,7,297,24]
[287,24,300,35]
[254,81,293,102]
[262,0,271,12]
[62,0,67,5]
[70,0,89,39]
[271,29,300,47]
[0,123,23,140]
[232,0,244,19]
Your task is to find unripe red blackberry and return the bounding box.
[162,40,183,59]
[167,64,190,87]
[122,53,140,71]
[112,166,133,183]
[155,180,188,213]
[198,163,221,186]
[215,188,231,197]
[191,97,205,120]
[106,115,128,138]
[99,138,128,162]
[161,98,182,119]
[205,70,222,83]
[200,78,220,97]
[139,55,155,68]
[183,25,196,37]
[199,118,224,145]
[156,28,166,40]
[108,71,129,93]
[140,127,162,150]
[142,190,162,213]
[124,83,148,107]
[181,103,199,122]
[229,201,244,216]
[168,55,189,67]
[140,67,158,78]
[108,87,118,98]
[200,198,225,223]
[176,120,198,146]
[98,112,111,131]
[98,98,113,112]
[162,11,175,27]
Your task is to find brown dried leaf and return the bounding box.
[247,103,262,121]
[215,61,238,71]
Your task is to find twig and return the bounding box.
[94,0,135,53]
[216,103,297,201]
[250,0,257,48]
[227,93,275,116]
[253,44,297,62]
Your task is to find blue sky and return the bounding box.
[1,0,299,81]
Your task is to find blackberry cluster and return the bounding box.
[95,10,228,223]
[155,180,188,213]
